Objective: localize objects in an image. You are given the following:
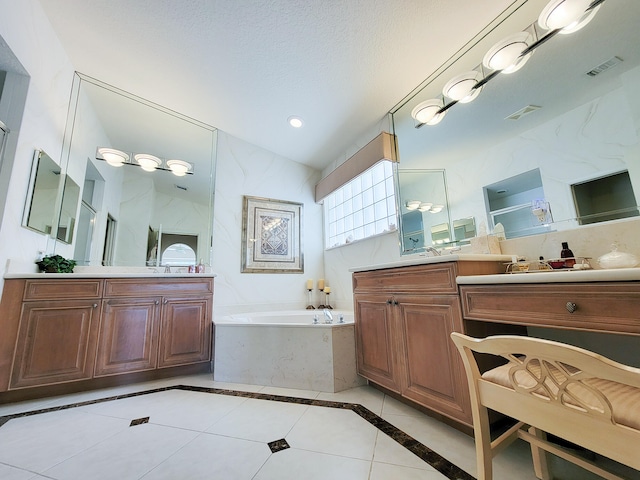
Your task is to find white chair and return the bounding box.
[451,332,640,480]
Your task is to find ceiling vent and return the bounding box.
[505,105,541,121]
[586,56,623,77]
[175,184,188,191]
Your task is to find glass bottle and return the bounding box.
[560,242,575,268]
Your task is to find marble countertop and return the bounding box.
[4,272,217,279]
[349,254,515,272]
[457,267,640,284]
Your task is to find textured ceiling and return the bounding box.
[37,0,516,170]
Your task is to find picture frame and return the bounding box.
[241,195,304,273]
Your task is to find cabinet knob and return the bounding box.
[386,299,392,305]
[565,302,577,314]
[93,303,98,308]
[155,300,160,305]
[393,300,399,306]
[163,299,168,305]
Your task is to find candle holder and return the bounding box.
[317,287,326,309]
[323,291,332,309]
[305,289,316,310]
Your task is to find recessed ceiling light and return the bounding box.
[288,116,304,128]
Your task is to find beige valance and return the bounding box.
[314,132,398,202]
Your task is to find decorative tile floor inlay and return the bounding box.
[0,385,474,480]
[129,416,150,427]
[267,438,291,453]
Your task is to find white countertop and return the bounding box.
[349,254,514,272]
[4,272,217,279]
[457,267,640,284]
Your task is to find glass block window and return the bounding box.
[324,161,397,249]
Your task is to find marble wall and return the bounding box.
[211,131,324,316]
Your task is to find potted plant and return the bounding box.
[36,254,77,273]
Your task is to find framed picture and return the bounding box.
[241,196,304,273]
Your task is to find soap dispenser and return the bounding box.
[560,242,575,268]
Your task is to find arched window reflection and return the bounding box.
[161,243,196,266]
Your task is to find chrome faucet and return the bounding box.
[164,264,171,273]
[323,309,333,324]
[425,246,441,256]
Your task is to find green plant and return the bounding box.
[36,254,76,273]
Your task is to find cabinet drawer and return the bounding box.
[24,279,103,300]
[353,263,458,294]
[461,283,640,335]
[104,278,213,297]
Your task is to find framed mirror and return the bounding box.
[391,0,640,241]
[396,169,451,254]
[55,73,217,267]
[22,149,62,236]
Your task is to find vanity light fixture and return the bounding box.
[538,0,602,34]
[98,148,129,167]
[418,202,433,212]
[405,200,421,210]
[442,71,483,103]
[134,153,162,172]
[411,99,447,126]
[483,32,534,74]
[430,205,444,213]
[409,0,606,128]
[166,159,192,177]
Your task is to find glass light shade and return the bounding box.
[288,116,304,128]
[418,202,433,212]
[411,99,447,125]
[98,148,129,167]
[134,153,162,172]
[430,205,444,213]
[166,159,191,176]
[538,0,599,33]
[442,71,483,103]
[405,200,421,210]
[483,32,533,74]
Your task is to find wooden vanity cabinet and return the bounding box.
[353,261,504,427]
[96,278,213,375]
[0,276,213,398]
[10,280,103,389]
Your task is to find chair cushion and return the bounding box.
[482,360,640,431]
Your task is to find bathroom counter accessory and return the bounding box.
[457,267,640,285]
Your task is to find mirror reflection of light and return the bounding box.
[538,0,601,33]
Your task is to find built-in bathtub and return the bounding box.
[213,310,365,392]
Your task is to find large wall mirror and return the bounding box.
[55,73,217,267]
[391,0,640,246]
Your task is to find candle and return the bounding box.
[317,279,325,290]
[306,279,313,290]
[324,286,331,293]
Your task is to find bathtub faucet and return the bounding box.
[323,309,333,324]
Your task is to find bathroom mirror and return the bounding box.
[22,149,61,236]
[55,73,217,266]
[391,0,640,242]
[396,169,451,254]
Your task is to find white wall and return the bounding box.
[211,131,324,316]
[0,0,75,293]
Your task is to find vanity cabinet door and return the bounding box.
[396,294,471,424]
[158,296,212,368]
[353,293,403,394]
[94,297,161,376]
[10,300,100,389]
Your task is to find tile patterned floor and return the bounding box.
[0,374,636,479]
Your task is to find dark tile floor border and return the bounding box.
[0,385,474,480]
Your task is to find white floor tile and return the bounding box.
[370,461,448,480]
[0,409,129,473]
[258,385,320,399]
[253,448,371,480]
[211,380,265,392]
[205,397,309,442]
[286,406,378,461]
[316,385,385,414]
[140,432,271,480]
[42,423,198,480]
[0,462,40,480]
[373,431,435,471]
[381,394,427,417]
